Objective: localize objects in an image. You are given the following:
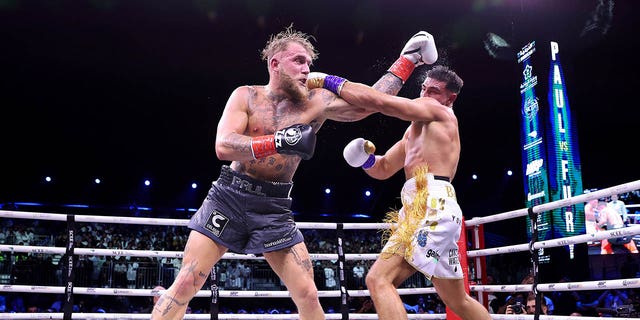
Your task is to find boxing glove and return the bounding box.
[388,31,438,83]
[306,72,348,95]
[251,124,316,160]
[343,138,376,169]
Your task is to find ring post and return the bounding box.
[446,217,470,320]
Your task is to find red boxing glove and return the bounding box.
[251,135,277,159]
[250,124,316,160]
[388,31,438,83]
[387,56,415,83]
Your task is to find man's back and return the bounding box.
[600,206,624,227]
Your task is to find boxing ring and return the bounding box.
[1,180,639,319]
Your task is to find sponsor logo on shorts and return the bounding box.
[425,249,440,260]
[263,236,293,248]
[205,210,229,237]
[230,176,266,196]
[445,186,456,199]
[448,249,459,266]
[417,230,429,247]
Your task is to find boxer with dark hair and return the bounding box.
[151,25,437,320]
[308,64,490,319]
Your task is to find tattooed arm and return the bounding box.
[373,72,405,97]
[215,86,255,161]
[319,73,406,122]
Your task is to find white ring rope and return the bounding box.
[465,180,640,226]
[0,285,435,298]
[0,312,451,319]
[467,224,640,258]
[0,180,639,320]
[0,210,390,230]
[0,244,380,261]
[1,314,636,320]
[0,312,635,319]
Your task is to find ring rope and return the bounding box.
[3,277,638,298]
[467,224,640,258]
[0,244,381,261]
[1,180,639,320]
[0,312,448,319]
[0,210,391,230]
[465,180,640,226]
[0,312,635,319]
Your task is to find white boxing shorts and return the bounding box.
[381,173,463,280]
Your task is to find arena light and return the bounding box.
[94,178,101,184]
[144,179,151,186]
[364,190,371,197]
[191,182,198,189]
[129,204,152,211]
[13,202,45,207]
[472,174,478,180]
[44,176,52,182]
[507,170,513,176]
[325,188,331,195]
[62,204,90,208]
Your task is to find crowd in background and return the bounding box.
[0,218,451,314]
[0,189,638,316]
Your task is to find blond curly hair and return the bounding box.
[261,24,318,62]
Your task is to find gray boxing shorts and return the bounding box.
[188,165,304,254]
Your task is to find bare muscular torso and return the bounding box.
[403,110,460,181]
[229,85,328,182]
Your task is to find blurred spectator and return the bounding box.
[608,194,628,224]
[485,274,499,313]
[352,261,365,289]
[601,289,629,310]
[241,261,252,290]
[520,272,555,314]
[126,258,139,288]
[620,254,639,278]
[323,261,337,290]
[506,293,548,315]
[594,199,639,254]
[49,294,64,312]
[551,276,581,315]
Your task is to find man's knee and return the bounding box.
[289,283,320,306]
[365,270,385,291]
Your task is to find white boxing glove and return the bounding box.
[405,31,438,66]
[388,31,438,83]
[343,138,376,169]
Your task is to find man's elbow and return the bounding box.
[215,143,234,161]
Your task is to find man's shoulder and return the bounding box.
[235,85,266,93]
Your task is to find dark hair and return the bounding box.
[527,292,547,306]
[426,65,463,94]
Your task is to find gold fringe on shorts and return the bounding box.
[381,164,430,260]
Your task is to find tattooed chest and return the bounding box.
[247,104,309,135]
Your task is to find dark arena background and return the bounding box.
[1,0,639,317]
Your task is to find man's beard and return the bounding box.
[280,72,308,103]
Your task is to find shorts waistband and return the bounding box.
[216,165,293,198]
[433,175,450,182]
